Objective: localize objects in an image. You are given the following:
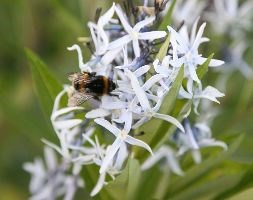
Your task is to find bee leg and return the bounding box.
[90,72,96,76]
[108,93,118,97]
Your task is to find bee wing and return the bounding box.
[68,92,94,107]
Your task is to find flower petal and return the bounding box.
[142,74,165,91]
[44,147,57,170]
[154,113,185,132]
[99,137,123,173]
[108,35,131,50]
[125,135,153,154]
[91,172,106,196]
[52,90,66,112]
[98,3,115,27]
[141,147,167,170]
[197,86,225,103]
[86,108,110,119]
[209,59,225,67]
[94,118,120,137]
[192,22,206,51]
[133,16,155,32]
[51,107,84,122]
[138,31,167,40]
[134,65,150,77]
[101,47,122,65]
[125,69,151,110]
[133,39,140,57]
[72,155,95,164]
[199,139,228,150]
[188,63,200,83]
[54,119,83,130]
[115,5,133,33]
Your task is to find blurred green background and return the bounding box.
[1,0,253,199]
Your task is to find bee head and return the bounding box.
[109,79,116,92]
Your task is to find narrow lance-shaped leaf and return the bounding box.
[156,34,171,62]
[196,53,214,80]
[105,158,141,200]
[214,165,253,199]
[170,173,244,200]
[159,0,177,30]
[25,48,62,118]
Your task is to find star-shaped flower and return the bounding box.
[172,119,227,163]
[94,113,153,173]
[142,146,184,176]
[108,5,166,57]
[126,69,184,131]
[179,78,225,113]
[168,20,224,83]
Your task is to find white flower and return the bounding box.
[172,119,227,164]
[171,0,207,26]
[168,20,224,83]
[108,5,166,57]
[94,113,153,174]
[153,58,180,91]
[126,69,184,132]
[88,3,115,55]
[221,42,253,79]
[204,0,253,38]
[23,147,84,200]
[179,79,225,113]
[142,146,184,176]
[49,87,84,159]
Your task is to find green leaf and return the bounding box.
[165,135,244,198]
[156,34,171,61]
[171,173,243,200]
[213,166,253,199]
[159,0,177,30]
[25,48,62,118]
[196,53,214,80]
[82,165,112,200]
[228,188,253,200]
[136,166,163,200]
[105,158,141,200]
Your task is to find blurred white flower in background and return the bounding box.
[171,0,207,26]
[23,147,84,200]
[204,0,253,39]
[171,119,227,164]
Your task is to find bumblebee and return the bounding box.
[68,72,116,106]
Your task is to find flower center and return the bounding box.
[146,109,154,118]
[130,31,139,40]
[120,130,128,139]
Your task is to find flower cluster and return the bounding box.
[24,1,228,199]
